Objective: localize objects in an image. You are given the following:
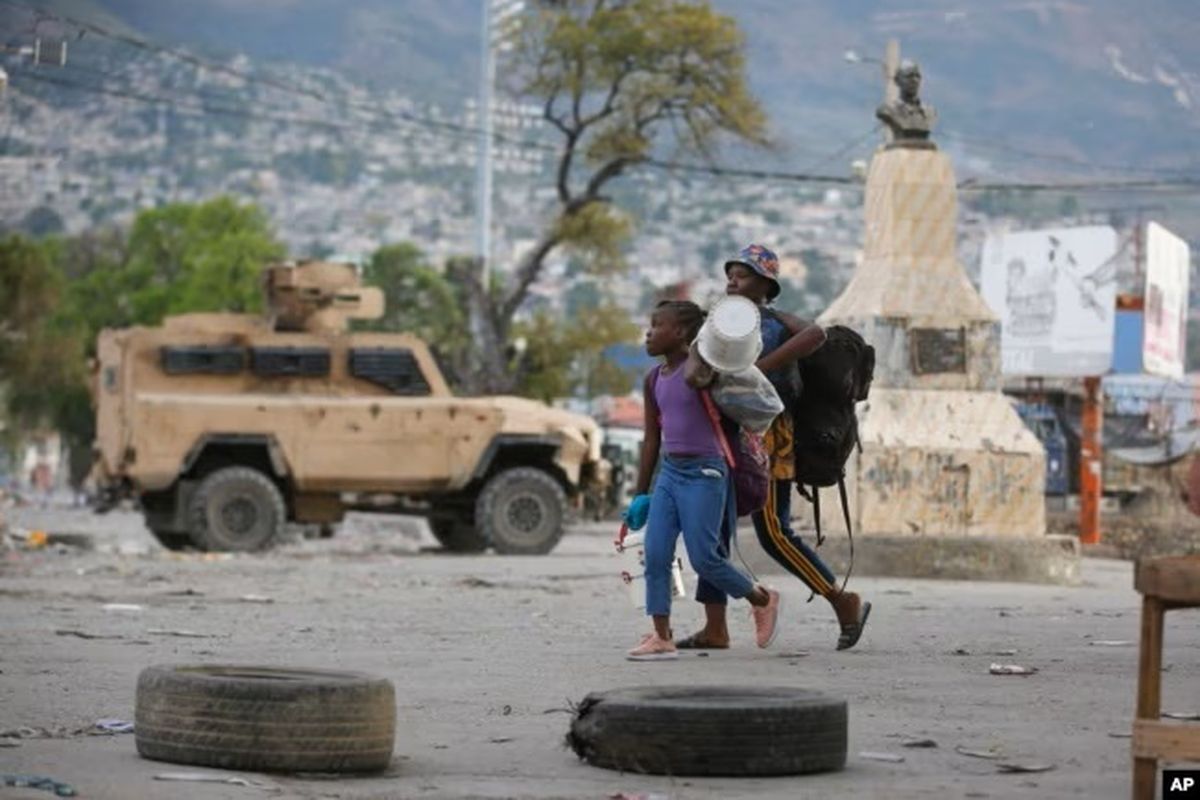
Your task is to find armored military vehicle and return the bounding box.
[91,261,606,554]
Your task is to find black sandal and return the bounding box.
[676,632,730,650]
[836,601,871,651]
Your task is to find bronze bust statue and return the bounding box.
[876,59,937,149]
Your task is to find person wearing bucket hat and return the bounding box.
[678,245,871,653]
[724,243,782,300]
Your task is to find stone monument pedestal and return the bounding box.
[786,147,1075,583]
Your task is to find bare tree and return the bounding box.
[465,0,769,392]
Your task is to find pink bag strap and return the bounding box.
[699,389,736,470]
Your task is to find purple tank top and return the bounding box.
[653,365,722,458]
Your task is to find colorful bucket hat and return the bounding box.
[724,244,781,299]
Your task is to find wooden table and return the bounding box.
[1132,554,1200,799]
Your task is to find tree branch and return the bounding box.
[500,232,564,323]
[555,131,579,205]
[579,156,634,203]
[542,84,570,135]
[577,57,635,128]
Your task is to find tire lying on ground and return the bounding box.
[136,665,395,773]
[567,685,847,776]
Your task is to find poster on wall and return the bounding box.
[980,226,1119,376]
[1143,221,1190,379]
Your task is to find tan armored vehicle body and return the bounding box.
[92,261,605,554]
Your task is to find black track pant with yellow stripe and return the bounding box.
[751,478,837,598]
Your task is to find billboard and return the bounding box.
[980,226,1119,376]
[1143,221,1190,379]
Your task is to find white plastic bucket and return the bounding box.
[616,529,687,610]
[697,295,763,374]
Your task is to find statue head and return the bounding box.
[894,59,922,101]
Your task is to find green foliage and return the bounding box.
[58,197,283,339]
[461,0,769,382]
[0,235,89,482]
[512,0,767,165]
[360,243,471,379]
[551,204,632,274]
[126,197,284,323]
[0,199,286,484]
[0,235,62,354]
[515,298,641,402]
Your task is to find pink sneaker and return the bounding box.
[752,589,783,648]
[627,632,678,661]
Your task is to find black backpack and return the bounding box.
[790,325,875,590]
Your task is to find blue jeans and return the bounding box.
[644,456,755,616]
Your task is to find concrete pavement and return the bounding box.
[1,507,1195,799]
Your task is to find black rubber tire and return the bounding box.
[135,665,395,773]
[146,525,191,551]
[140,492,190,550]
[567,685,847,776]
[475,467,567,555]
[429,516,488,553]
[187,466,286,552]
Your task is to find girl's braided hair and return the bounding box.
[655,299,706,342]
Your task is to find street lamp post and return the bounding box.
[844,39,900,142]
[475,0,496,286]
[475,0,525,289]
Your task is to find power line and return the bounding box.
[6,68,558,180]
[0,0,324,100]
[11,63,557,159]
[643,158,857,186]
[795,124,881,174]
[644,158,1200,194]
[942,130,1198,178]
[957,176,1200,193]
[11,69,367,133]
[15,68,1200,196]
[0,0,557,153]
[7,1,1200,197]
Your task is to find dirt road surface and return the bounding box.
[1,506,1195,799]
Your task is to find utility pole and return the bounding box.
[1079,208,1162,545]
[475,0,496,284]
[883,40,899,102]
[843,38,899,144]
[474,1,525,290]
[470,0,525,391]
[1079,376,1102,545]
[882,39,899,143]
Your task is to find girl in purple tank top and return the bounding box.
[623,300,781,661]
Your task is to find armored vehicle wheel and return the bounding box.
[141,491,190,551]
[136,664,395,773]
[429,517,488,553]
[188,466,286,552]
[148,527,192,551]
[475,467,566,555]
